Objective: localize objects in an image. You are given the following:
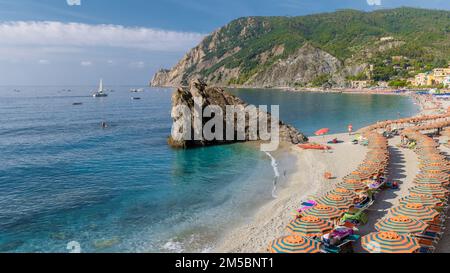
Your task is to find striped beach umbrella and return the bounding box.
[316,194,353,211]
[301,204,343,221]
[399,195,442,208]
[268,235,321,253]
[409,184,449,199]
[329,188,358,201]
[287,216,333,237]
[375,216,428,235]
[416,173,449,181]
[413,176,449,186]
[361,232,420,253]
[388,203,440,223]
[420,165,450,172]
[337,180,368,192]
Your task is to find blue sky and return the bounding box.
[0,0,449,85]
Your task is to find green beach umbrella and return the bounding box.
[361,232,420,253]
[286,216,333,237]
[268,235,321,253]
[316,194,353,211]
[409,184,449,199]
[399,195,442,208]
[301,204,344,221]
[388,203,440,223]
[375,216,428,235]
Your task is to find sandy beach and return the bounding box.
[216,133,368,252]
[217,93,450,253]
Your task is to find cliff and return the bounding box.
[152,8,450,88]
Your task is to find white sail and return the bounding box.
[98,78,104,92]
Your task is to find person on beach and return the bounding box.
[348,124,353,135]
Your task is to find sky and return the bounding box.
[0,0,449,86]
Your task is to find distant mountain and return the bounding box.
[151,7,450,88]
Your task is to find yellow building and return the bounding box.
[413,66,450,87]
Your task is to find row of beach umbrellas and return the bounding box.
[360,125,450,253]
[268,133,390,253]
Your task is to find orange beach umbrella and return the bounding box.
[361,232,420,253]
[268,235,321,253]
[286,216,333,237]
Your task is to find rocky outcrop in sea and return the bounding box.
[168,79,308,148]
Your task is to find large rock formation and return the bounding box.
[168,79,308,148]
[151,8,450,89]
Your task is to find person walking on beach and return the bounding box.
[348,124,353,135]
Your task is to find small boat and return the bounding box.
[130,88,144,93]
[298,143,332,150]
[72,102,83,106]
[93,79,108,97]
[131,97,141,100]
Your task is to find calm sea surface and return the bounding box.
[0,86,418,252]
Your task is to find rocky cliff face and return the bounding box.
[151,8,450,89]
[151,42,349,88]
[168,79,308,148]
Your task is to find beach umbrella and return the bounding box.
[329,188,358,201]
[416,173,449,181]
[361,232,420,253]
[316,194,353,211]
[413,176,449,186]
[420,165,450,173]
[388,203,440,223]
[375,216,428,235]
[337,180,368,192]
[315,128,330,136]
[301,204,343,221]
[399,195,442,208]
[286,216,333,237]
[409,184,449,199]
[268,235,321,253]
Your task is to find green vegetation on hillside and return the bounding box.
[190,7,450,85]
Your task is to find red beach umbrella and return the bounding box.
[315,128,330,136]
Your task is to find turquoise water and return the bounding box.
[0,87,418,253]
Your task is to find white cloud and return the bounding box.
[38,59,50,65]
[0,21,205,52]
[80,60,93,66]
[367,0,382,6]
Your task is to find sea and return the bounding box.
[0,86,419,252]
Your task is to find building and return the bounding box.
[380,36,394,42]
[351,80,369,89]
[444,76,450,88]
[414,73,428,86]
[413,67,450,87]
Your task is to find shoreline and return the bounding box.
[215,134,369,252]
[215,91,433,253]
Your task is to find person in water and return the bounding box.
[101,122,108,128]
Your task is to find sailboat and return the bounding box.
[93,79,108,97]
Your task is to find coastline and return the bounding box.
[215,134,368,252]
[215,92,433,253]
